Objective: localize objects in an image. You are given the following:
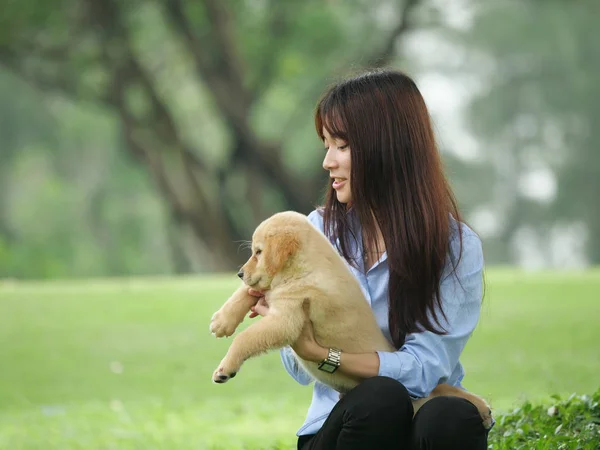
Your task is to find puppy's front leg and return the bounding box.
[210,284,258,338]
[212,308,304,383]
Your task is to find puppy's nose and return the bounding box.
[237,270,244,279]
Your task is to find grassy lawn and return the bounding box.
[0,269,599,449]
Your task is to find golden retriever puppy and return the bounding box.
[209,211,493,429]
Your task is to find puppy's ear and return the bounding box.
[264,232,300,276]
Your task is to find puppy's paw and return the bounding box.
[212,359,240,384]
[480,407,494,430]
[471,397,494,430]
[209,309,237,338]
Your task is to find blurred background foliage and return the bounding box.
[0,0,598,279]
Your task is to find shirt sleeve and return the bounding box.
[306,209,324,231]
[280,346,314,386]
[375,232,484,398]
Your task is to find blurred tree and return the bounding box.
[446,0,599,265]
[0,70,177,279]
[0,0,425,270]
[0,71,57,277]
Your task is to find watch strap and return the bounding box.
[326,347,342,367]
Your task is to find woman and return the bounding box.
[250,69,490,449]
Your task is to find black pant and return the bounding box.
[297,376,488,450]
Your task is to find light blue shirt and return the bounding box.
[280,209,485,437]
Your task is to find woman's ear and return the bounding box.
[264,231,300,276]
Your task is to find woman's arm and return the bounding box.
[295,342,380,379]
[375,235,484,397]
[296,234,484,397]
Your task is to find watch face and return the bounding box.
[319,362,337,373]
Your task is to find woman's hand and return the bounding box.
[291,319,328,363]
[248,289,269,318]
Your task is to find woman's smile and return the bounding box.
[332,177,347,190]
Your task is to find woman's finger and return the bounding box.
[248,288,264,298]
[252,298,269,316]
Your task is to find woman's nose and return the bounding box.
[322,149,337,171]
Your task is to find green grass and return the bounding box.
[0,269,599,449]
[491,389,600,449]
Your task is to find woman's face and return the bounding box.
[322,127,352,204]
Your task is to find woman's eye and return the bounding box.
[339,144,348,150]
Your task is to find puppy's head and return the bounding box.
[238,212,305,291]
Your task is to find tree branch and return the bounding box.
[201,0,248,101]
[119,105,239,268]
[164,0,249,123]
[87,0,248,266]
[367,0,420,67]
[0,46,105,104]
[248,1,292,104]
[162,0,316,213]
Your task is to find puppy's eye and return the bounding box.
[255,249,262,256]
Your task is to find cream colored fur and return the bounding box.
[210,211,493,429]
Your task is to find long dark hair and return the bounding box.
[315,69,464,349]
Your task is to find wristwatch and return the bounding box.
[318,347,342,373]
